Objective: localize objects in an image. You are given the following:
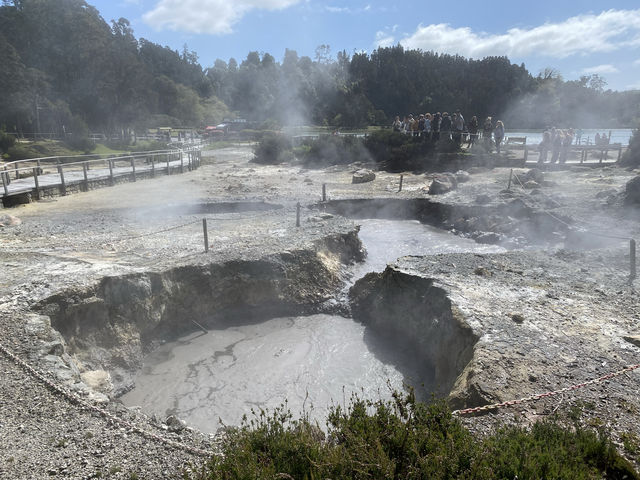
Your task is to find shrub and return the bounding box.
[302,134,371,167]
[189,391,639,479]
[252,133,293,164]
[0,130,16,153]
[364,130,439,172]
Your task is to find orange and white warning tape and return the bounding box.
[452,363,640,415]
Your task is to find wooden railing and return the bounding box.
[0,147,202,201]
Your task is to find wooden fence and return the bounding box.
[1,147,202,205]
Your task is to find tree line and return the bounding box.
[1,0,639,140]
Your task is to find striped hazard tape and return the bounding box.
[452,363,640,416]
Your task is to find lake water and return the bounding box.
[121,219,505,432]
[505,128,633,146]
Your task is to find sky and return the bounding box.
[88,0,640,92]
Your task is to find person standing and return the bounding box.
[482,116,493,151]
[494,120,505,154]
[467,115,478,147]
[453,110,465,145]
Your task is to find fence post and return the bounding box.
[1,169,8,197]
[322,183,326,202]
[82,162,89,191]
[398,174,404,192]
[109,159,114,185]
[151,155,155,177]
[57,164,66,195]
[130,157,136,182]
[202,218,209,252]
[631,239,637,281]
[507,168,513,191]
[3,166,9,185]
[33,167,40,200]
[296,202,301,227]
[14,162,19,179]
[166,153,171,175]
[180,152,184,173]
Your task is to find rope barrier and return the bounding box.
[452,363,640,416]
[0,340,211,457]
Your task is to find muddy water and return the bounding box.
[121,220,505,432]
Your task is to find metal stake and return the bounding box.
[631,239,637,281]
[202,218,209,252]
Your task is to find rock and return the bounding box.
[623,175,640,205]
[428,174,457,194]
[454,170,471,183]
[523,168,544,183]
[352,169,375,184]
[80,370,113,395]
[523,180,540,189]
[474,232,502,244]
[165,415,186,432]
[0,214,22,227]
[623,335,640,348]
[511,313,525,324]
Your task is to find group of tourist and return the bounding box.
[537,127,575,164]
[392,112,506,152]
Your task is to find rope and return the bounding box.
[0,340,211,457]
[452,363,640,415]
[109,219,202,243]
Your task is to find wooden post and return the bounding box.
[507,168,513,190]
[108,159,114,185]
[322,183,326,202]
[14,161,19,179]
[166,154,171,175]
[202,218,209,252]
[82,162,89,191]
[57,164,66,195]
[3,166,9,185]
[631,239,636,280]
[130,157,136,182]
[1,169,8,197]
[296,202,301,227]
[180,152,184,173]
[33,167,40,200]
[151,155,155,177]
[398,174,404,192]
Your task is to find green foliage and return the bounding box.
[189,391,639,480]
[0,129,16,153]
[364,130,440,172]
[620,125,640,167]
[252,133,293,164]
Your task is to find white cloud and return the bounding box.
[326,6,350,13]
[390,9,640,59]
[143,0,301,34]
[634,59,640,66]
[581,64,619,75]
[375,30,395,48]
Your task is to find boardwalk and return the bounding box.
[1,147,202,205]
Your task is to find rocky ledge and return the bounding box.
[350,247,640,461]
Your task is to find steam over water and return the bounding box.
[121,220,505,432]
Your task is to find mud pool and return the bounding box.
[121,219,506,432]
